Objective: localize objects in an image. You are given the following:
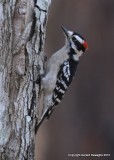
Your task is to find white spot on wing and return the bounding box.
[63,61,70,81]
[53,94,57,99]
[59,89,65,94]
[57,78,67,90]
[56,98,61,103]
[55,86,60,90]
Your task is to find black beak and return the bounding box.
[61,25,69,38]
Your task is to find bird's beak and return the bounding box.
[61,26,69,38]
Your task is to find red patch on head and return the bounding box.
[83,41,88,49]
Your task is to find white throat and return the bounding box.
[73,51,83,61]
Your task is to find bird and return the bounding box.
[35,26,88,133]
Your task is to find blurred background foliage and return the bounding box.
[36,0,114,159]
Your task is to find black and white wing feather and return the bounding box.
[47,59,79,118]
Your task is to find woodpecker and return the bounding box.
[36,26,88,133]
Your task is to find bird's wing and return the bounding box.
[51,59,78,110]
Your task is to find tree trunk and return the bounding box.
[0,0,51,159]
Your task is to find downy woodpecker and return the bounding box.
[36,26,88,132]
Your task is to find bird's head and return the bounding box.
[61,26,88,58]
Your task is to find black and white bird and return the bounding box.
[36,26,88,133]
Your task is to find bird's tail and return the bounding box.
[35,105,55,134]
[35,108,49,134]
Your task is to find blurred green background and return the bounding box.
[36,0,114,159]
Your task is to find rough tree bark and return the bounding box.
[0,0,51,159]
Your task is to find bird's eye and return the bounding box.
[72,36,77,42]
[72,36,85,51]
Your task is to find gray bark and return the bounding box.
[0,0,51,159]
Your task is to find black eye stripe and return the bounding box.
[72,37,81,46]
[72,36,77,41]
[72,37,85,52]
